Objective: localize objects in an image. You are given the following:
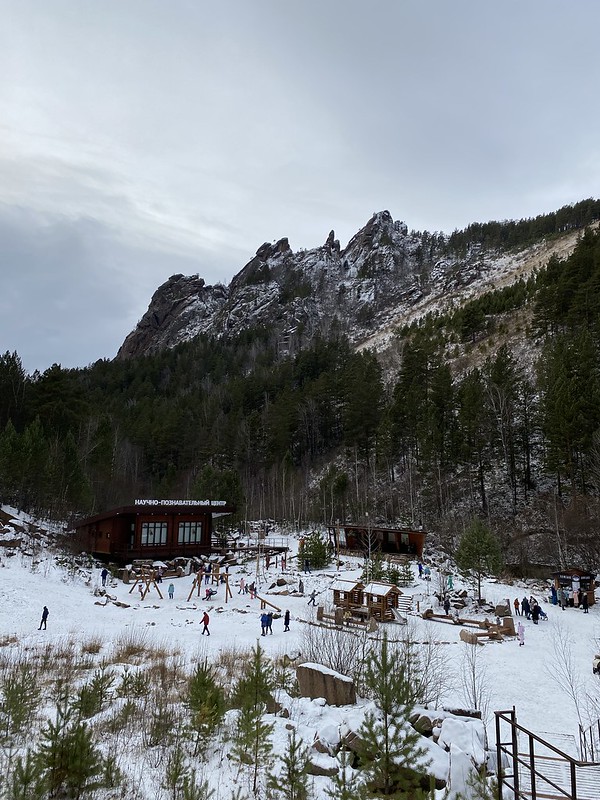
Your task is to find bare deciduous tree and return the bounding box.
[460,641,491,725]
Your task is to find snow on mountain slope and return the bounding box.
[117,212,592,365]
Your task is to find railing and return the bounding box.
[211,534,289,551]
[579,718,600,763]
[495,708,600,800]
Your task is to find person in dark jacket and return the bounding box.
[443,596,451,616]
[284,609,290,632]
[260,613,268,636]
[531,603,540,624]
[267,612,273,634]
[521,597,531,619]
[582,592,589,613]
[38,606,49,630]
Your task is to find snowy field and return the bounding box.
[1,506,600,797]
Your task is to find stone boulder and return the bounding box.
[413,713,435,736]
[296,663,356,706]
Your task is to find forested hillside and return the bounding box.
[2,216,600,570]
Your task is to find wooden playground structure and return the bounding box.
[421,607,516,642]
[316,604,378,632]
[128,566,164,601]
[187,563,233,603]
[330,578,404,623]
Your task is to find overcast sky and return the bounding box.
[1,1,599,374]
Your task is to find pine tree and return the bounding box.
[267,727,311,800]
[357,632,430,796]
[35,692,106,799]
[0,661,40,742]
[230,642,275,797]
[5,750,45,800]
[298,531,330,570]
[187,659,225,755]
[325,745,366,800]
[455,518,503,601]
[454,767,499,799]
[396,562,413,587]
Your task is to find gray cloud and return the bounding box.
[1,0,599,371]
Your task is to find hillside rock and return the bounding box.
[116,212,588,365]
[118,275,228,359]
[296,662,356,706]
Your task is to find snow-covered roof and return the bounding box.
[330,578,363,592]
[363,581,400,595]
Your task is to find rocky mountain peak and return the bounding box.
[117,273,228,360]
[325,229,340,254]
[255,237,292,261]
[117,209,585,365]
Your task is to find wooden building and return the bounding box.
[330,578,365,611]
[362,581,402,621]
[71,500,235,562]
[552,568,596,606]
[327,523,426,560]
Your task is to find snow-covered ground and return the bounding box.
[1,505,600,798]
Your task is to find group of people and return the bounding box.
[555,586,589,612]
[237,578,257,598]
[260,612,273,635]
[260,609,290,634]
[514,596,548,623]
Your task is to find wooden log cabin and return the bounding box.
[362,581,402,621]
[71,500,235,562]
[330,578,365,611]
[328,523,426,560]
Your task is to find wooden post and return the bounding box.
[222,572,233,603]
[257,595,281,612]
[129,567,163,600]
[187,572,202,602]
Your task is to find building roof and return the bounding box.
[363,582,401,595]
[330,578,364,592]
[72,502,235,529]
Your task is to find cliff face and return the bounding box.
[116,210,578,362]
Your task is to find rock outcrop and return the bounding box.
[117,211,588,366]
[296,662,356,706]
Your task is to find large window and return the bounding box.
[178,521,202,544]
[141,521,168,546]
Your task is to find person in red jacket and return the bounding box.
[201,611,210,636]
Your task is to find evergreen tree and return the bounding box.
[35,691,107,799]
[396,562,413,588]
[456,368,490,512]
[455,768,499,799]
[357,633,430,796]
[455,518,503,600]
[231,643,275,797]
[0,658,40,742]
[298,530,330,570]
[325,746,366,800]
[5,750,45,800]
[187,659,225,754]
[267,727,311,800]
[0,350,26,430]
